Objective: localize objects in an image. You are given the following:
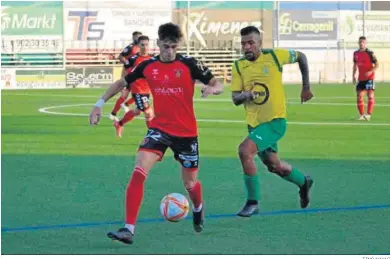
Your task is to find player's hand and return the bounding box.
[201,85,222,98]
[144,107,155,122]
[89,106,102,126]
[300,88,313,104]
[353,77,357,85]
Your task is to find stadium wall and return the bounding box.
[1,1,390,89]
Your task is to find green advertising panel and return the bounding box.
[1,1,63,35]
[1,1,63,54]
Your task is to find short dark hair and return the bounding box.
[359,36,367,41]
[240,26,260,36]
[133,31,142,36]
[137,35,149,42]
[158,23,183,42]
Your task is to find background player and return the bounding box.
[89,23,223,245]
[114,35,154,138]
[353,36,379,121]
[110,32,144,121]
[230,26,314,217]
[118,31,142,64]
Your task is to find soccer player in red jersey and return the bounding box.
[353,36,379,121]
[118,31,142,64]
[110,32,144,122]
[89,23,223,245]
[111,36,154,137]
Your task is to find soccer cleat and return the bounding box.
[299,176,314,209]
[107,227,134,245]
[192,207,204,233]
[357,115,366,121]
[114,121,123,138]
[364,114,371,121]
[237,203,259,217]
[121,103,130,113]
[109,113,119,122]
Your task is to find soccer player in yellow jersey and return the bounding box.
[230,26,314,217]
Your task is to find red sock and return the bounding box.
[112,96,125,115]
[125,98,135,106]
[120,110,138,126]
[126,167,147,225]
[367,97,375,115]
[357,99,364,115]
[186,181,203,208]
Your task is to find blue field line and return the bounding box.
[2,204,390,233]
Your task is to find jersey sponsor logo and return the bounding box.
[249,82,270,105]
[154,87,184,96]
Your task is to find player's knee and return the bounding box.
[238,143,254,160]
[265,162,287,176]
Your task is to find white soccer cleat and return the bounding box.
[364,114,371,121]
[121,103,130,113]
[357,115,366,121]
[109,114,119,122]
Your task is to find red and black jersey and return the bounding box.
[120,43,140,60]
[124,54,154,94]
[124,54,214,137]
[353,49,378,81]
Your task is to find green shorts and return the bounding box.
[248,118,287,161]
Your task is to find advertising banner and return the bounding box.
[1,1,63,54]
[340,11,390,48]
[65,67,114,88]
[15,70,65,89]
[172,9,274,48]
[64,2,172,50]
[276,10,338,48]
[1,69,16,89]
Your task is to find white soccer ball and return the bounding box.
[160,193,190,222]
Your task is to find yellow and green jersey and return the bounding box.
[230,49,298,128]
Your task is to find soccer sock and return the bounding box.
[125,224,135,234]
[367,97,375,115]
[357,98,365,115]
[186,181,203,210]
[244,174,260,202]
[282,168,306,187]
[125,167,147,227]
[125,98,135,106]
[119,110,137,126]
[112,96,125,115]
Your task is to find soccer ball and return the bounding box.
[160,193,190,222]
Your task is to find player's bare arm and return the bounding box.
[89,63,144,125]
[201,78,224,98]
[232,91,258,106]
[353,62,358,84]
[296,51,313,103]
[366,54,379,77]
[89,79,128,125]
